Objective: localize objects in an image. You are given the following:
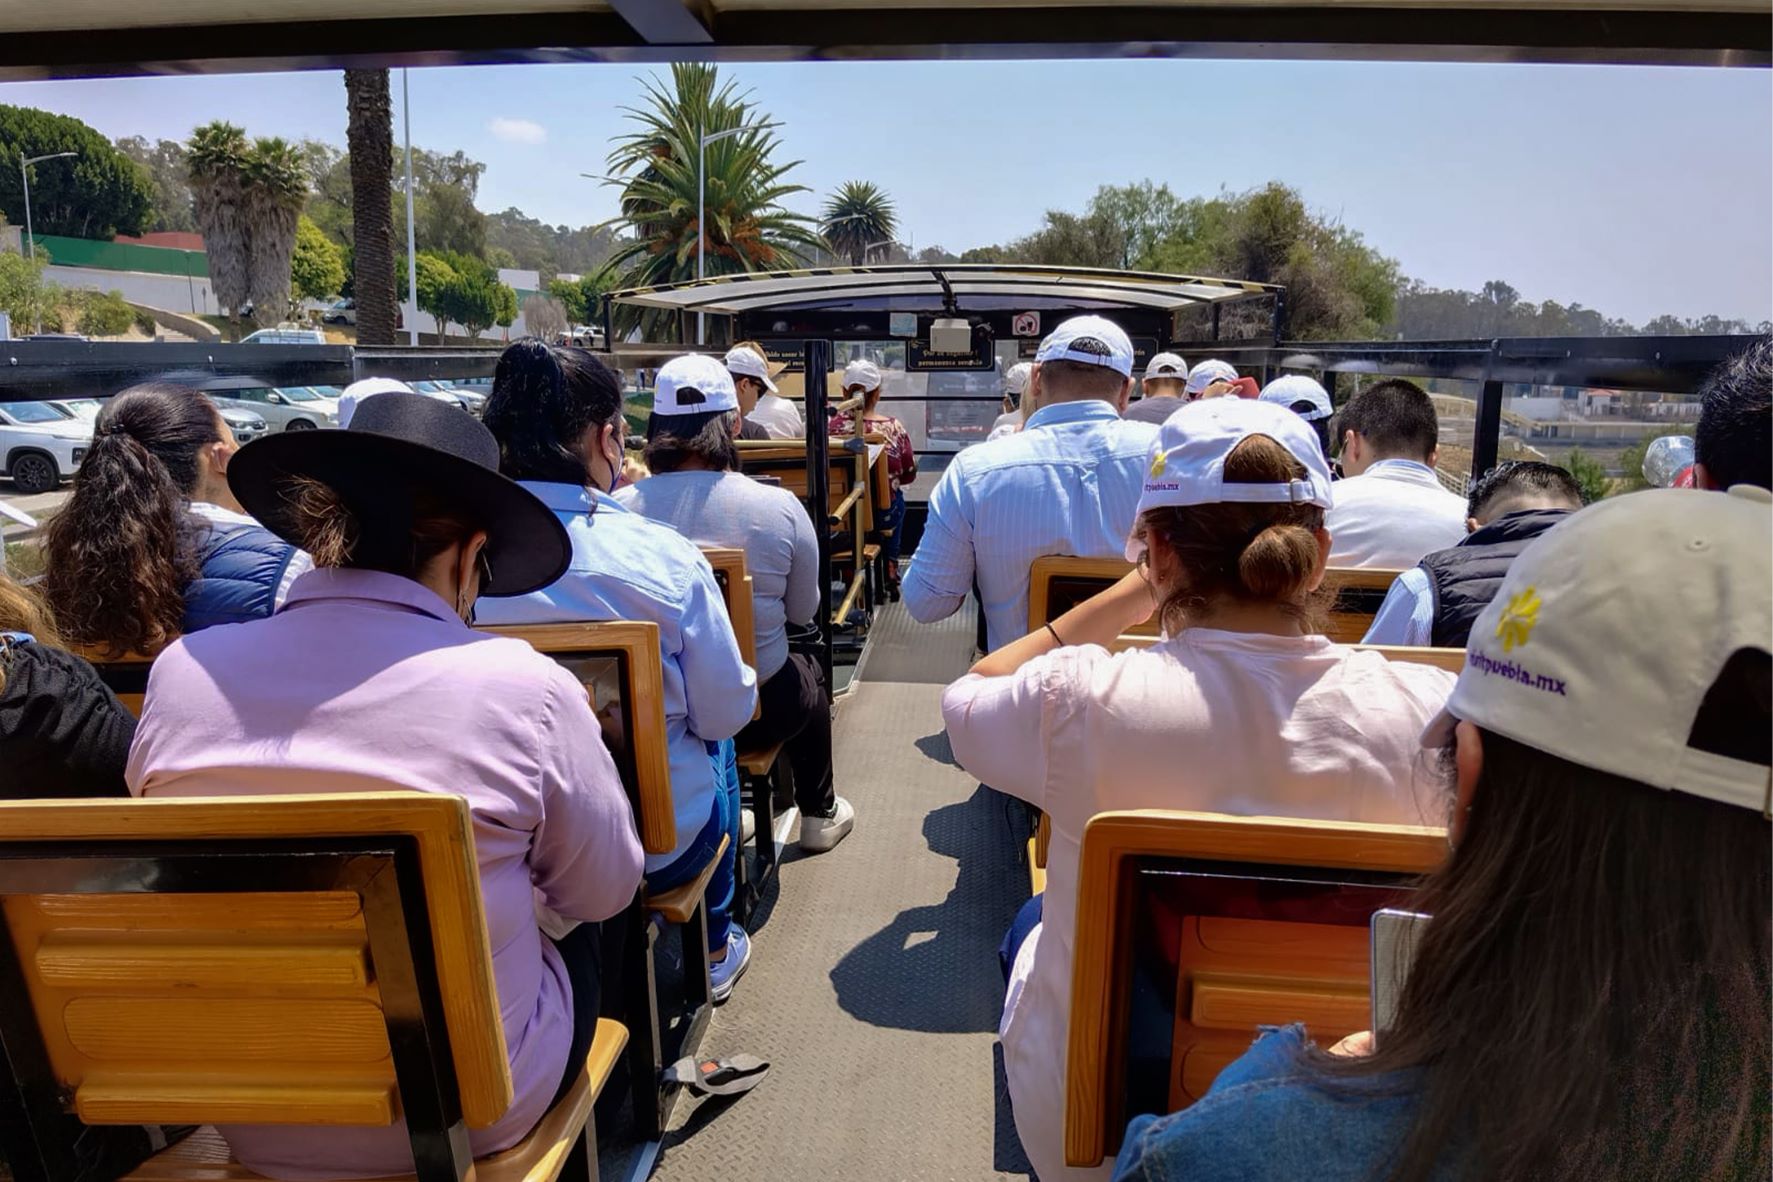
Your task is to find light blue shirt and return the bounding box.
[473,481,757,870]
[1361,566,1435,647]
[903,399,1158,653]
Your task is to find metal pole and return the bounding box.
[403,69,420,347]
[804,339,834,691]
[1471,340,1504,483]
[696,126,706,346]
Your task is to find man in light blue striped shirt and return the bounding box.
[903,316,1160,653]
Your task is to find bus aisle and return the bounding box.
[647,600,1034,1180]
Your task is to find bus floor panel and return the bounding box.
[634,602,1035,1181]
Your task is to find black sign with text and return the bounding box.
[906,337,994,372]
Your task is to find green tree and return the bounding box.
[603,63,823,335]
[492,281,519,333]
[71,288,135,337]
[1561,447,1612,504]
[412,250,457,337]
[345,69,399,345]
[114,136,195,234]
[290,214,346,303]
[0,249,57,330]
[486,207,623,279]
[0,106,154,240]
[821,180,897,266]
[547,271,609,325]
[430,251,504,339]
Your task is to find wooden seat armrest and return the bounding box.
[644,834,732,924]
[737,742,785,778]
[829,484,867,522]
[1027,836,1047,897]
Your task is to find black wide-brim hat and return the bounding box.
[228,391,570,597]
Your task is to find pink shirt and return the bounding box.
[941,630,1453,1182]
[126,568,643,1180]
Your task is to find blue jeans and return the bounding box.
[645,739,740,953]
[999,893,1043,984]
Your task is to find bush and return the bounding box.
[72,289,136,338]
[1561,447,1612,504]
[133,308,159,336]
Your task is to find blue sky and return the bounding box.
[3,59,1767,324]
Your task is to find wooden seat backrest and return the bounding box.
[701,547,758,673]
[486,621,676,855]
[0,792,511,1135]
[1321,567,1404,643]
[733,441,864,515]
[1027,556,1160,642]
[1064,809,1446,1168]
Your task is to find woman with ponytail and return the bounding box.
[43,383,308,655]
[477,341,761,1001]
[940,398,1455,1182]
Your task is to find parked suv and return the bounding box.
[0,400,92,493]
[207,384,339,432]
[320,299,356,325]
[241,327,328,346]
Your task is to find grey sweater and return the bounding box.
[617,470,819,680]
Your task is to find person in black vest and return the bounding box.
[44,383,309,655]
[1362,460,1583,649]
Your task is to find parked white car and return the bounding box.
[208,385,340,432]
[48,398,270,446]
[0,400,93,493]
[242,327,328,346]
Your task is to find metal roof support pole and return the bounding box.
[804,339,835,690]
[600,293,614,352]
[1471,340,1504,484]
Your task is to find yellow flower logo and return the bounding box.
[1149,451,1168,478]
[1495,586,1542,652]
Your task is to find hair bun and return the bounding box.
[1237,521,1320,600]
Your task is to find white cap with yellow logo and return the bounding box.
[1425,485,1773,813]
[1124,397,1333,561]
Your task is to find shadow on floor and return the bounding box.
[914,728,961,769]
[827,784,1028,1035]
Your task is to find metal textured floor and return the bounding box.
[645,601,1035,1181]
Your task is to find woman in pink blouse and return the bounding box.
[940,398,1454,1182]
[128,393,644,1180]
[829,358,917,595]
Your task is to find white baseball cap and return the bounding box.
[1034,315,1134,378]
[337,377,413,429]
[842,359,883,393]
[655,354,739,416]
[1124,397,1334,561]
[1004,362,1033,398]
[1184,359,1240,397]
[1260,375,1333,422]
[724,345,778,394]
[1424,485,1773,814]
[1144,352,1189,382]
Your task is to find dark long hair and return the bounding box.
[643,409,740,474]
[43,383,223,656]
[1312,720,1771,1180]
[482,338,624,485]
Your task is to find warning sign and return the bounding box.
[1012,311,1041,338]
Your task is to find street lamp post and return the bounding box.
[696,126,744,346]
[18,151,77,333]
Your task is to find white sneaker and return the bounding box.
[741,809,756,846]
[798,796,854,854]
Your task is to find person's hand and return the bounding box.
[1327,1030,1374,1058]
[1101,568,1159,634]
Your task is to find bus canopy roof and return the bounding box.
[606,265,1281,317]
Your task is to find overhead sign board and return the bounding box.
[906,338,995,372]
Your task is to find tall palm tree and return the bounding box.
[602,63,822,338]
[186,121,250,335]
[821,181,897,266]
[242,137,308,327]
[344,69,397,346]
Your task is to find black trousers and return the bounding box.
[736,652,836,818]
[548,921,604,1106]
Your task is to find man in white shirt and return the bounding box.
[987,362,1033,440]
[1325,378,1468,569]
[725,343,805,438]
[903,315,1159,652]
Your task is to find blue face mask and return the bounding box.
[602,424,623,494]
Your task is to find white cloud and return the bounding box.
[488,117,547,146]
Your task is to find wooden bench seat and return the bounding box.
[646,835,732,925]
[124,1021,629,1182]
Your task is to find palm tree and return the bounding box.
[602,63,823,338]
[186,121,250,336]
[242,137,308,327]
[345,69,398,346]
[821,181,897,266]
